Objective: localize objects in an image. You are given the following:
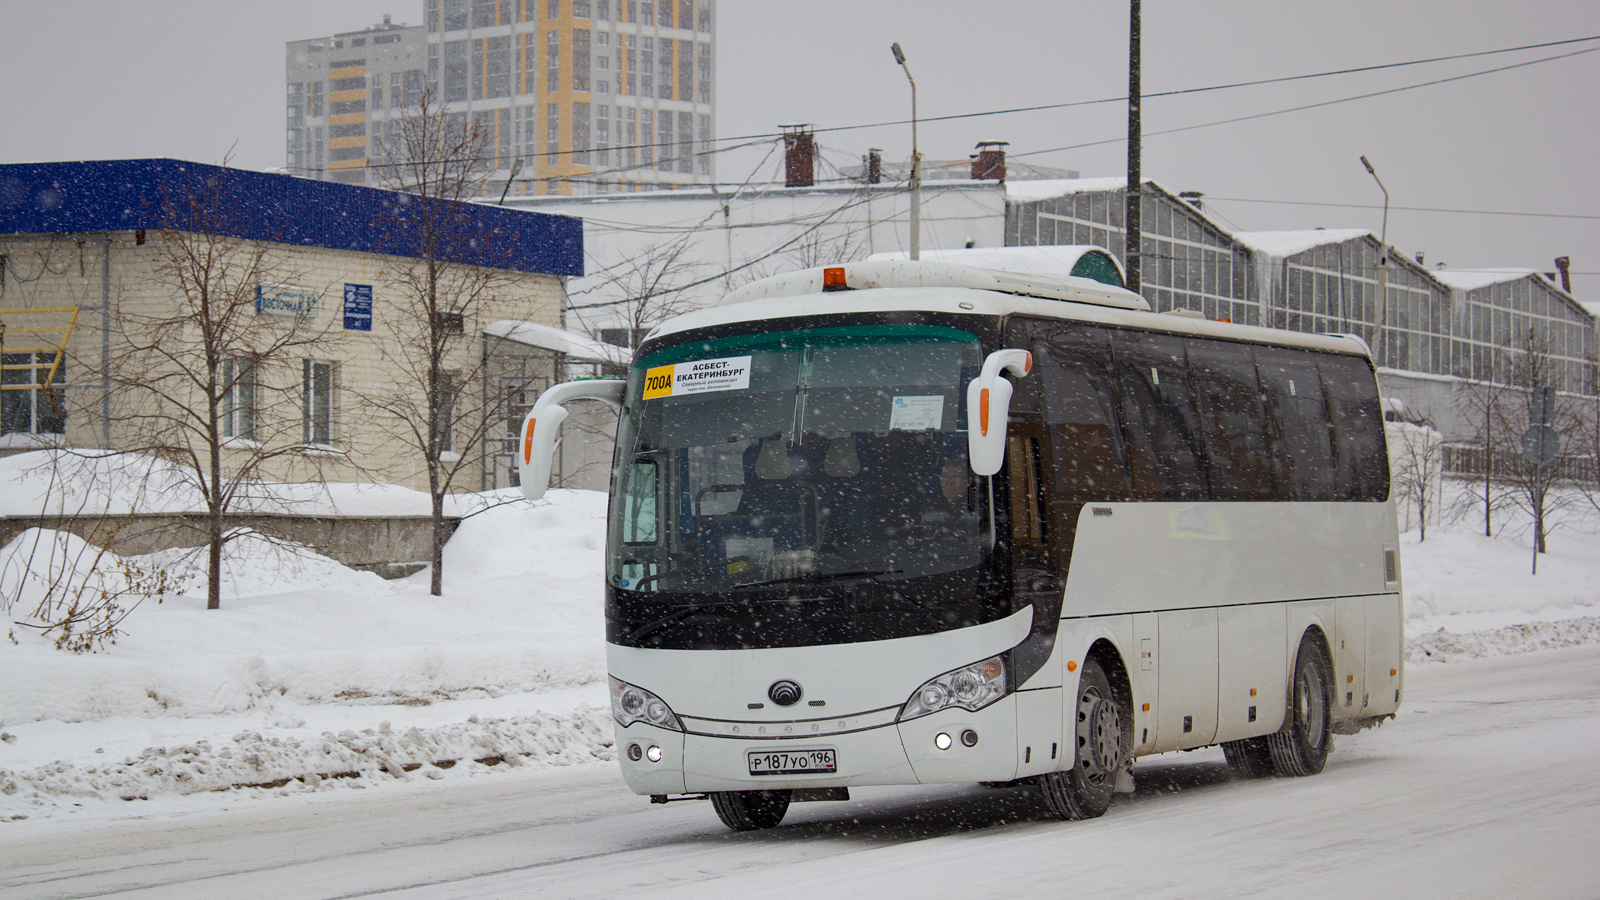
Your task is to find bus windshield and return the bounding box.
[608,324,987,603]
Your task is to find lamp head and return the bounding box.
[891,42,906,65]
[1360,155,1376,176]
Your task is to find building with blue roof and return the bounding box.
[0,159,607,492]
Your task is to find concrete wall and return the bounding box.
[0,513,456,579]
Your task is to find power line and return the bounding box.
[711,34,1600,145]
[1204,196,1600,222]
[1012,46,1599,158]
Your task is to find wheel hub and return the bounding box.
[1077,689,1122,784]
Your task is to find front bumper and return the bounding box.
[614,695,1020,794]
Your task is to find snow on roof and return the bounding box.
[865,244,1124,282]
[1004,176,1128,203]
[484,320,630,366]
[1232,229,1373,258]
[1430,268,1539,292]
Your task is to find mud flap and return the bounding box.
[1114,766,1135,794]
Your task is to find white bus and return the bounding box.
[519,259,1402,831]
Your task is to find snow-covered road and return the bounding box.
[4,645,1598,900]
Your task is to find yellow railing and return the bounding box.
[0,306,79,389]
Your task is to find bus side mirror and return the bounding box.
[518,379,627,501]
[966,348,1033,476]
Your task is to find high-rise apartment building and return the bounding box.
[287,17,427,185]
[423,0,716,196]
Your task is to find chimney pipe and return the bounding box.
[1178,190,1204,211]
[971,141,1008,181]
[1555,256,1572,293]
[1415,251,1425,265]
[865,148,882,185]
[780,125,815,188]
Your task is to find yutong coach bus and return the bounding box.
[518,258,1402,831]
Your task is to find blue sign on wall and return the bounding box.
[343,283,373,331]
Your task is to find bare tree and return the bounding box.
[581,236,704,353]
[1498,327,1582,573]
[363,89,527,596]
[1388,419,1445,542]
[787,223,867,271]
[1454,347,1517,537]
[109,170,332,610]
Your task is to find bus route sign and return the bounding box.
[642,355,752,399]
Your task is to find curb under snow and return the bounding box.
[1,707,615,818]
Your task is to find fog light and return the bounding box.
[934,732,953,750]
[645,744,664,763]
[626,742,643,761]
[961,729,978,747]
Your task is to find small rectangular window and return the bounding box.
[222,358,256,442]
[573,29,591,91]
[303,360,334,446]
[1,351,66,436]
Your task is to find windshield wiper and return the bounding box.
[731,568,904,589]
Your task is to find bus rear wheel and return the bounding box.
[710,789,792,831]
[1040,657,1125,820]
[1266,634,1334,776]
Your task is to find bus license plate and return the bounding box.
[747,748,837,776]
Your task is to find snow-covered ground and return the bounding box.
[2,459,1599,862]
[3,647,1598,899]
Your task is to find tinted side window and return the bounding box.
[1255,346,1337,501]
[1036,328,1132,502]
[1319,354,1389,501]
[1110,330,1208,501]
[1186,338,1280,501]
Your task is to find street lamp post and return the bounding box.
[1360,155,1390,362]
[891,42,921,261]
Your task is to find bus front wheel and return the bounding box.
[710,789,791,831]
[1266,634,1334,776]
[1040,657,1125,820]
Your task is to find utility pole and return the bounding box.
[1360,155,1390,362]
[1124,0,1142,293]
[892,42,921,261]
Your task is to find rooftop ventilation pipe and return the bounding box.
[1555,256,1572,293]
[971,141,1008,181]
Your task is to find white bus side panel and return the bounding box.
[1217,603,1289,744]
[1065,502,1395,617]
[1157,608,1219,750]
[1365,593,1404,716]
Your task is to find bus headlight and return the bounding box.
[610,676,683,731]
[898,656,1007,721]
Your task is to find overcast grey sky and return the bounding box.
[2,1,1597,290]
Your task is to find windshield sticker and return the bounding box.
[890,395,945,431]
[643,355,752,399]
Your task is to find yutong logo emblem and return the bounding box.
[767,680,803,707]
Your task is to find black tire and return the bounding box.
[1040,657,1125,820]
[1221,737,1275,778]
[1266,633,1334,777]
[710,789,791,831]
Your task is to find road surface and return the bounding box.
[4,645,1599,899]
